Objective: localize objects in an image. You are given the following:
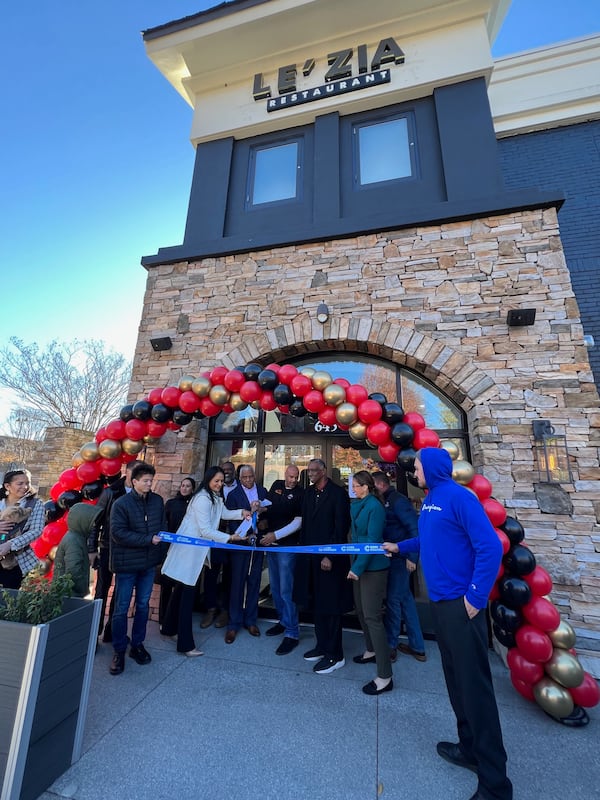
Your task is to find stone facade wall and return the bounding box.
[130,207,600,636]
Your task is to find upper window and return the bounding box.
[354,114,414,187]
[247,139,301,207]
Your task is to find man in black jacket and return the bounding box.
[109,462,165,676]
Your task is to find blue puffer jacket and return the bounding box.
[109,490,166,573]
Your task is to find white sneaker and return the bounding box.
[313,657,345,674]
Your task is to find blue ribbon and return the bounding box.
[158,531,386,555]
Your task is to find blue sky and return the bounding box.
[0,0,599,428]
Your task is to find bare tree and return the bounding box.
[0,338,132,433]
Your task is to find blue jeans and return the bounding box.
[384,557,425,652]
[112,567,156,653]
[267,550,299,639]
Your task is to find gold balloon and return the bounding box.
[441,441,460,460]
[143,435,161,445]
[323,384,346,407]
[37,557,53,575]
[299,367,315,378]
[192,377,211,397]
[311,370,333,391]
[452,460,475,485]
[533,676,574,719]
[122,438,145,455]
[230,393,248,411]
[80,441,100,462]
[548,620,577,651]
[71,451,85,468]
[349,420,368,441]
[336,402,359,426]
[49,546,58,561]
[98,439,122,459]
[209,385,230,406]
[544,648,584,689]
[178,375,196,392]
[250,400,261,410]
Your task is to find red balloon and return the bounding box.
[178,390,201,414]
[345,384,369,406]
[125,419,148,440]
[210,366,228,385]
[290,374,313,397]
[366,421,391,445]
[412,428,440,449]
[59,468,81,491]
[121,453,139,464]
[496,562,505,581]
[569,672,600,708]
[105,419,127,440]
[32,536,50,558]
[482,497,507,528]
[515,625,554,663]
[524,566,553,596]
[43,519,68,547]
[495,528,511,555]
[161,386,182,408]
[265,362,281,374]
[467,473,493,500]
[333,378,350,389]
[148,387,164,405]
[223,369,246,392]
[507,648,545,685]
[357,399,383,424]
[99,457,123,477]
[199,397,223,416]
[95,427,108,444]
[510,674,536,702]
[260,391,277,411]
[147,421,168,438]
[49,482,63,502]
[167,421,181,431]
[522,596,561,632]
[378,442,400,462]
[239,381,263,403]
[277,364,298,385]
[318,406,337,427]
[303,389,326,413]
[488,583,500,603]
[76,461,102,485]
[403,412,426,432]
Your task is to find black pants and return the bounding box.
[203,548,231,611]
[431,598,513,800]
[0,563,23,589]
[93,548,115,635]
[162,582,197,653]
[313,611,343,662]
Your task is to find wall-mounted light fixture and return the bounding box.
[316,302,329,324]
[532,420,572,483]
[150,336,173,352]
[507,309,536,327]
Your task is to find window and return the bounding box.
[247,140,301,206]
[354,114,414,186]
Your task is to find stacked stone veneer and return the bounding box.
[131,207,600,636]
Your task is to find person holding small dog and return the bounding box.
[0,469,44,588]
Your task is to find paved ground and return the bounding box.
[39,617,599,800]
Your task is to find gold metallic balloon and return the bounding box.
[250,400,261,410]
[178,375,196,392]
[143,435,161,445]
[49,546,58,561]
[349,420,368,441]
[192,377,211,397]
[299,367,315,378]
[230,393,248,411]
[209,385,230,406]
[544,648,585,689]
[323,384,346,407]
[38,557,53,575]
[336,402,359,426]
[548,620,577,651]
[80,441,100,462]
[533,676,574,719]
[452,460,475,485]
[98,439,122,459]
[71,452,85,468]
[441,441,460,460]
[122,438,145,455]
[311,370,333,391]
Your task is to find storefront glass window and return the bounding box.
[356,116,412,185]
[250,140,299,205]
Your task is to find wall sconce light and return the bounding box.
[532,420,572,483]
[316,302,329,324]
[150,336,173,352]
[507,309,536,327]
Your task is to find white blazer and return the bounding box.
[161,489,243,586]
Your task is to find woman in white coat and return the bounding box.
[161,466,251,655]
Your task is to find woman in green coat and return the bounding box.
[54,503,102,597]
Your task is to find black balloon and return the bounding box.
[382,402,404,426]
[244,363,262,382]
[105,473,122,485]
[273,383,294,406]
[57,489,83,510]
[119,403,135,422]
[233,365,247,373]
[368,392,388,406]
[492,623,517,649]
[498,576,532,608]
[405,471,420,487]
[151,403,173,423]
[192,410,206,419]
[391,422,414,448]
[81,480,105,500]
[289,399,308,417]
[258,369,278,391]
[504,544,536,576]
[397,447,418,472]
[132,399,153,421]
[172,409,193,426]
[490,600,523,632]
[500,516,525,545]
[44,499,65,523]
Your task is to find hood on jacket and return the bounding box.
[419,447,453,490]
[67,502,102,537]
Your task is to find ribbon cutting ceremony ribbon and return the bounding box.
[158,531,386,555]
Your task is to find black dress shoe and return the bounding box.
[353,653,376,664]
[276,637,299,655]
[436,741,478,773]
[266,622,285,637]
[225,629,237,644]
[129,644,152,665]
[245,625,261,637]
[362,679,393,695]
[110,652,125,675]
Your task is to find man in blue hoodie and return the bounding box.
[383,448,512,800]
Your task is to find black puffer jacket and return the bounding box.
[109,490,166,574]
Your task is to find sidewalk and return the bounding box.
[39,618,599,800]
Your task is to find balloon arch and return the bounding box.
[35,361,599,724]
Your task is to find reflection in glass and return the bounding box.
[358,117,411,185]
[252,142,298,205]
[214,407,258,434]
[401,372,461,430]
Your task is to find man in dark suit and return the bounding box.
[297,458,351,675]
[224,464,267,643]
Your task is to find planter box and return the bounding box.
[0,595,101,800]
